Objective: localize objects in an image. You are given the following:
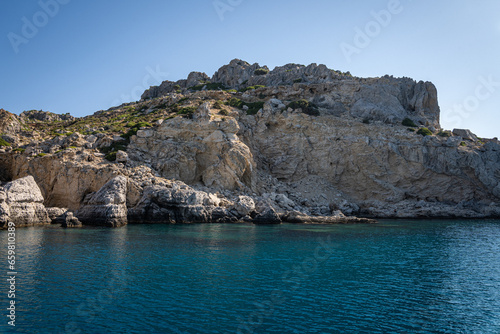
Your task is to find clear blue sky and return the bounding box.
[1,0,499,137]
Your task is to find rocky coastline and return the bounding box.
[1,59,499,228]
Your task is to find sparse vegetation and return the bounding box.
[175,106,197,117]
[402,118,417,127]
[37,153,47,157]
[189,82,226,91]
[245,102,265,115]
[460,141,467,147]
[13,148,25,153]
[213,101,223,109]
[239,85,266,92]
[437,130,452,137]
[0,137,10,147]
[287,99,320,116]
[224,98,264,115]
[254,68,269,76]
[225,98,244,109]
[105,151,117,162]
[417,127,433,136]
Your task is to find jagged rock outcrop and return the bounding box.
[62,212,82,228]
[46,207,69,224]
[127,107,255,191]
[46,207,82,227]
[128,182,236,224]
[142,59,440,128]
[0,109,21,141]
[0,176,50,228]
[19,110,75,122]
[76,176,128,227]
[252,200,281,224]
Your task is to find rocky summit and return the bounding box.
[1,59,499,228]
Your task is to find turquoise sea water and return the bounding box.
[1,220,500,333]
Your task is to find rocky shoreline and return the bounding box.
[1,59,499,228]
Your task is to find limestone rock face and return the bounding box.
[212,59,262,88]
[116,150,128,163]
[0,176,49,227]
[238,109,500,208]
[3,151,122,211]
[46,207,68,224]
[0,109,21,137]
[453,129,478,142]
[128,182,236,224]
[76,176,128,227]
[186,72,210,88]
[232,195,255,216]
[128,115,255,190]
[19,110,76,122]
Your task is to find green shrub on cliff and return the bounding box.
[254,68,269,76]
[0,137,10,147]
[105,151,117,162]
[189,82,226,91]
[287,99,320,116]
[213,101,222,109]
[225,98,244,108]
[402,118,417,127]
[245,102,265,115]
[417,127,433,136]
[238,85,266,93]
[176,106,196,117]
[437,130,452,137]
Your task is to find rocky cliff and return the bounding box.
[0,59,499,228]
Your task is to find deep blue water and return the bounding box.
[1,220,500,334]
